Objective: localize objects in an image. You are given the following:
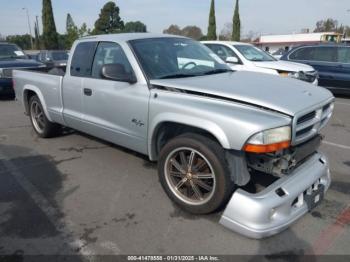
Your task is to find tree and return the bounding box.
[163,25,204,40]
[124,21,147,33]
[241,30,259,43]
[181,26,203,40]
[163,24,182,35]
[339,26,350,37]
[66,13,75,32]
[6,35,34,50]
[57,34,67,50]
[42,0,59,49]
[65,13,79,49]
[219,23,232,40]
[93,1,124,35]
[232,0,241,41]
[314,18,338,32]
[207,0,217,40]
[78,23,90,37]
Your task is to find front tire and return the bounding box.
[29,95,60,138]
[158,134,235,214]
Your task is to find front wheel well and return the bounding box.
[152,122,222,161]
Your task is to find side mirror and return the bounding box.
[101,64,137,84]
[226,56,239,64]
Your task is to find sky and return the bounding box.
[0,0,350,37]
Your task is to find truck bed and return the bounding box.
[18,65,66,76]
[13,67,66,125]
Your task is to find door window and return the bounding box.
[91,42,134,79]
[205,44,239,62]
[337,47,350,63]
[70,42,98,77]
[312,47,337,62]
[290,46,337,62]
[289,47,315,61]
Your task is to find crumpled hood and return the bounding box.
[150,71,333,116]
[0,59,44,68]
[253,60,314,72]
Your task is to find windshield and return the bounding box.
[0,44,27,60]
[51,51,69,61]
[234,45,276,62]
[129,37,232,79]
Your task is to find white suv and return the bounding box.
[202,41,318,85]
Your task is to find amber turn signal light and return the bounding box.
[243,141,291,153]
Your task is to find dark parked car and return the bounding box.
[37,50,69,67]
[281,44,350,94]
[0,42,44,97]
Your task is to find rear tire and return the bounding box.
[29,95,60,138]
[158,133,235,214]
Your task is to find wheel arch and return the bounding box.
[23,86,53,122]
[148,115,231,161]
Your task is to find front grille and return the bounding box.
[293,101,334,144]
[296,126,313,137]
[297,111,316,125]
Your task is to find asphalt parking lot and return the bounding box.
[0,95,349,258]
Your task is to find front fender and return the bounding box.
[148,112,231,161]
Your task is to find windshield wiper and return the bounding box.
[158,73,199,79]
[202,69,233,75]
[250,58,264,62]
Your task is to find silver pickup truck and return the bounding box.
[13,33,334,239]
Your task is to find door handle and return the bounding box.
[83,88,92,96]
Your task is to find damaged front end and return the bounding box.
[220,135,331,239]
[246,135,323,178]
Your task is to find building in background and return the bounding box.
[254,32,344,55]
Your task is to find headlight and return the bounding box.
[243,126,291,153]
[288,72,300,79]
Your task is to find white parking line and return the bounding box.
[323,141,350,150]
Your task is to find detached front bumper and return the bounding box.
[220,152,330,239]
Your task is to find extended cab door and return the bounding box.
[81,41,150,154]
[62,41,98,130]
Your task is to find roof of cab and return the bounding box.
[79,33,187,43]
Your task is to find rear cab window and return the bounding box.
[70,42,98,77]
